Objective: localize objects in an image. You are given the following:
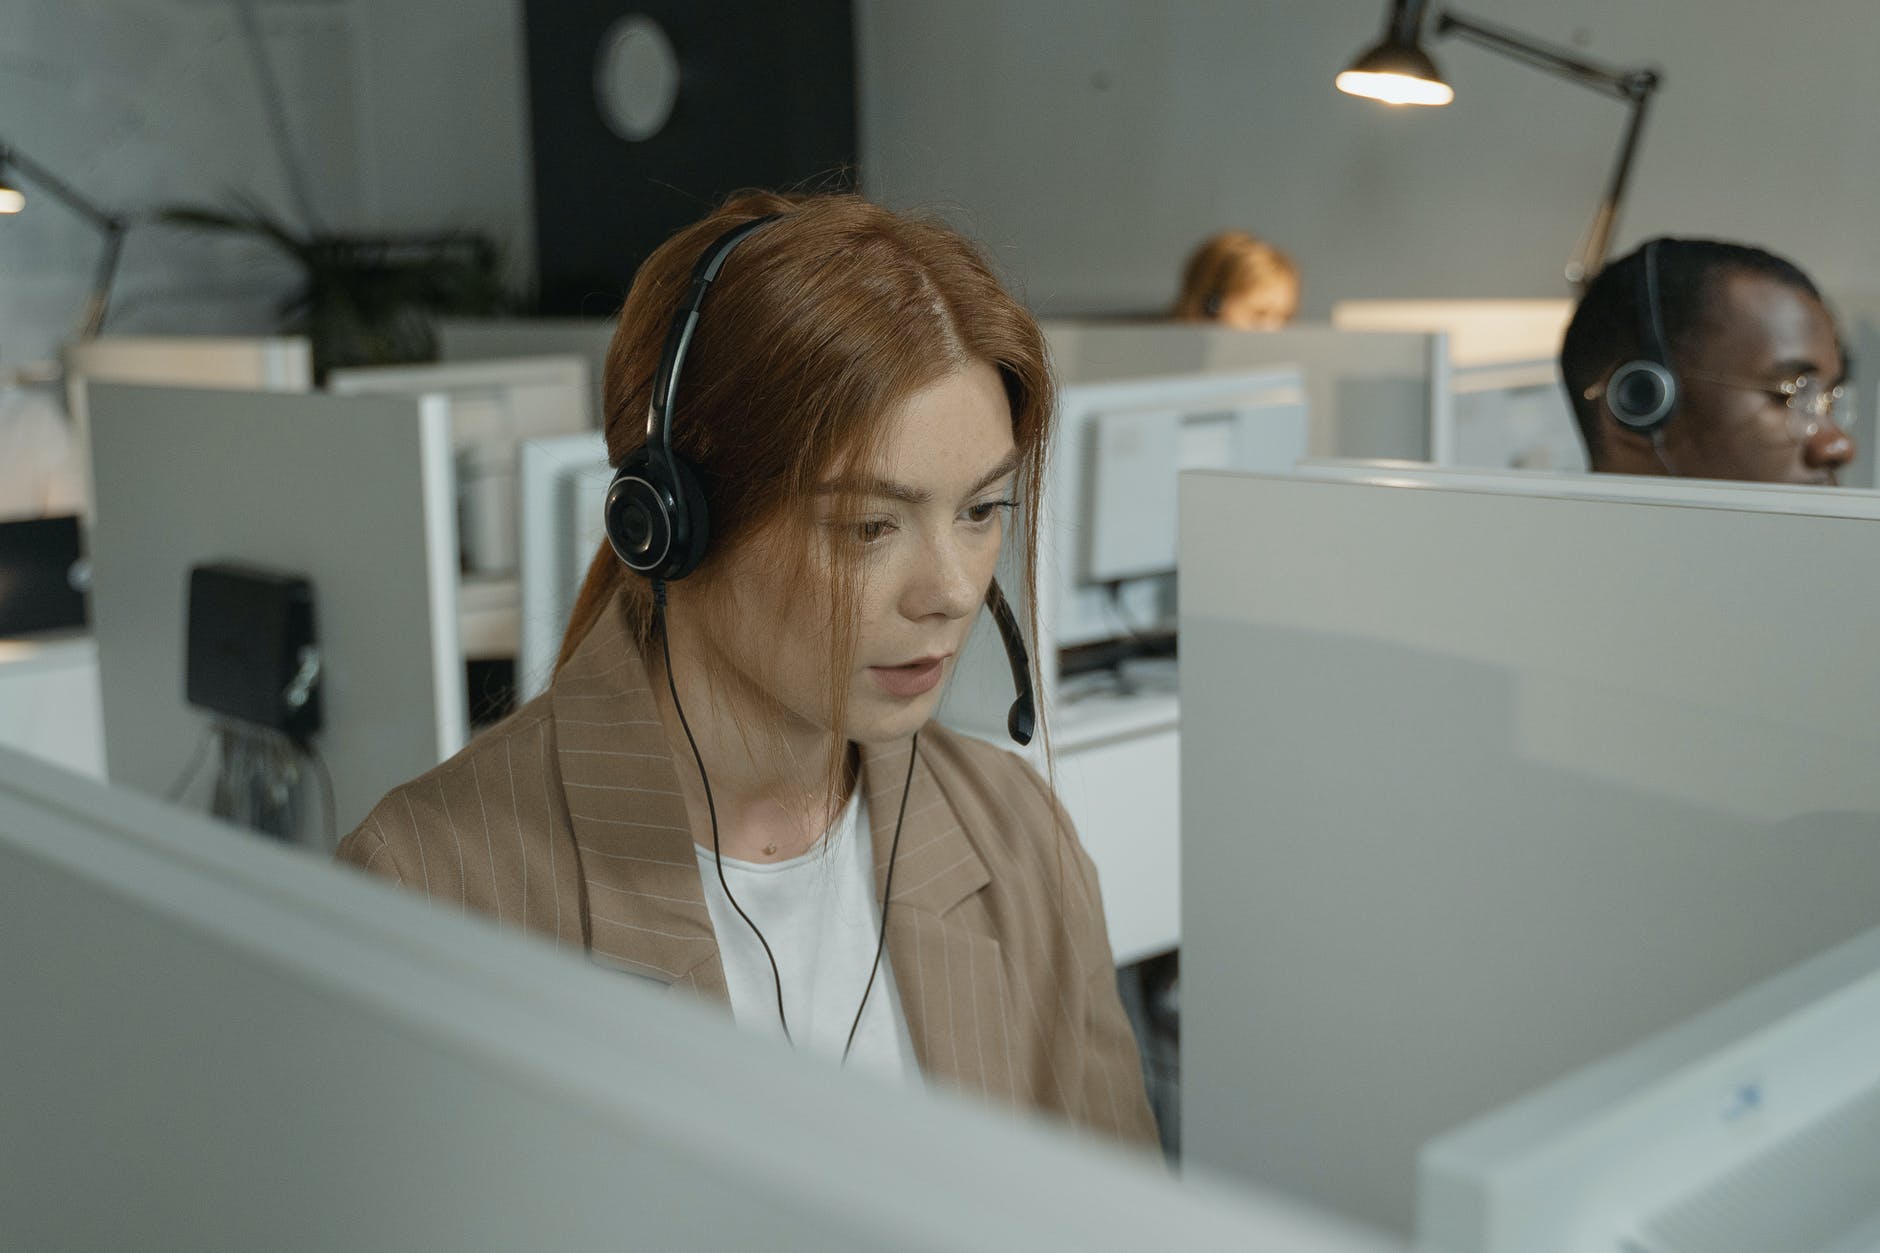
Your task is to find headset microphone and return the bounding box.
[985,578,1035,747]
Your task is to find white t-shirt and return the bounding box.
[694,787,922,1086]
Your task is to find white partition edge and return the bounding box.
[418,394,469,757]
[1427,335,1457,466]
[1294,459,1880,518]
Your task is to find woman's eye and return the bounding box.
[853,518,893,544]
[966,500,1017,525]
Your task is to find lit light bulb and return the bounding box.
[1335,69,1454,107]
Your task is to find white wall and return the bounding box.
[857,0,1880,317]
[0,0,533,372]
[347,0,533,281]
[12,3,1870,363]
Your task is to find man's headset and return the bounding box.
[602,213,1036,746]
[1603,239,1680,434]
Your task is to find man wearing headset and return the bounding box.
[1559,238,1857,485]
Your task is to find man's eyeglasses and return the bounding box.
[1681,369,1853,443]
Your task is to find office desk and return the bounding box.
[459,573,520,661]
[0,632,104,780]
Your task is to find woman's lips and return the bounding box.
[868,655,947,699]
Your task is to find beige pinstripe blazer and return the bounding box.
[337,592,1158,1148]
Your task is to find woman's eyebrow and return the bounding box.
[816,450,1021,505]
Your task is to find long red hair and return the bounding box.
[557,192,1055,792]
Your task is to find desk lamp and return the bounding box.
[1336,0,1662,286]
[0,138,129,339]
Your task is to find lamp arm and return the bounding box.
[77,222,128,340]
[0,138,134,339]
[1433,12,1661,286]
[1568,89,1654,286]
[0,139,123,234]
[1436,12,1657,103]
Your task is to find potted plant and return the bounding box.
[163,198,517,382]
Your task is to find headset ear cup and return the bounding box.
[1605,359,1678,433]
[663,452,712,581]
[604,449,712,580]
[604,450,674,576]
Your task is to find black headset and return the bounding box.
[602,214,1037,747]
[1604,239,1680,434]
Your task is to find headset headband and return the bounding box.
[1637,238,1670,370]
[646,213,783,460]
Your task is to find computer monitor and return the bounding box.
[1419,924,1880,1253]
[0,514,85,634]
[1043,319,1442,464]
[516,432,610,700]
[1057,366,1308,643]
[1447,358,1583,473]
[1178,467,1880,1237]
[0,743,1405,1253]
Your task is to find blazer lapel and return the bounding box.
[551,596,725,1002]
[861,737,1020,1107]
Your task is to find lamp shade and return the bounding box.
[1336,37,1454,106]
[0,175,23,215]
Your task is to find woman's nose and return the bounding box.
[906,536,982,621]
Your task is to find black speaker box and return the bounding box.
[185,563,321,742]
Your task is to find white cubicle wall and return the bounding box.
[943,367,1308,967]
[437,316,617,429]
[328,356,591,575]
[0,743,1404,1253]
[1330,301,1581,473]
[1041,320,1442,463]
[61,335,316,513]
[1330,299,1574,368]
[64,334,314,393]
[516,432,610,700]
[1419,922,1880,1253]
[1179,467,1880,1238]
[86,383,466,837]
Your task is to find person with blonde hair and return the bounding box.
[1171,230,1301,329]
[338,192,1157,1146]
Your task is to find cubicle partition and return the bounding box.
[87,383,465,838]
[437,316,617,430]
[1330,299,1573,367]
[328,356,592,666]
[516,432,610,700]
[1179,466,1880,1238]
[61,335,316,510]
[1040,320,1444,463]
[1331,299,1581,472]
[943,366,1309,967]
[0,742,1403,1252]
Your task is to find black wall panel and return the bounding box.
[522,1,857,316]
